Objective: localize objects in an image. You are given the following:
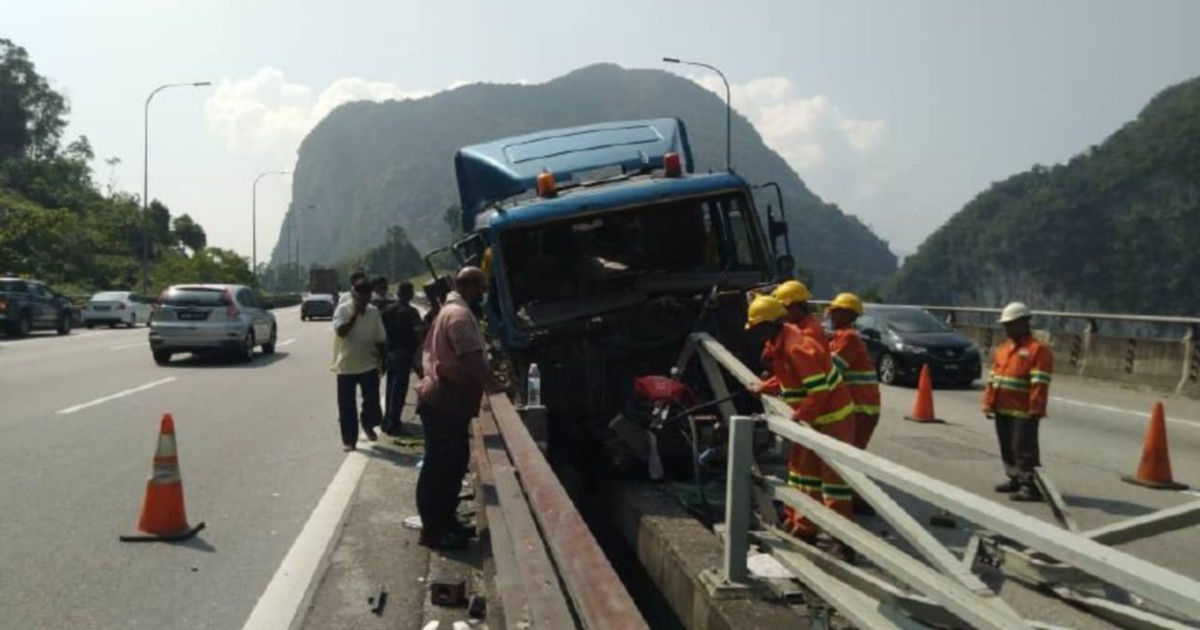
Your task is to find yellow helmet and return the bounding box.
[828,292,864,316]
[746,295,788,329]
[773,280,812,306]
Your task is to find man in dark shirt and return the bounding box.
[381,281,422,436]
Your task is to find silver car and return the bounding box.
[82,291,154,328]
[149,284,277,365]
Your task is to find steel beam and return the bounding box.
[1034,469,1080,533]
[1084,501,1200,546]
[770,545,925,630]
[772,482,1031,630]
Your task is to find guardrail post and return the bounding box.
[1180,324,1199,395]
[724,415,753,583]
[701,414,755,598]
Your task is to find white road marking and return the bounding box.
[277,338,297,347]
[1181,489,1200,498]
[56,377,178,415]
[241,450,370,630]
[109,342,147,350]
[1050,396,1200,430]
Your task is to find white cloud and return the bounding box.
[204,67,433,161]
[693,75,890,208]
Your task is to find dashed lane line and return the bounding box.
[56,377,178,415]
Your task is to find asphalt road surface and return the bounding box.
[0,307,354,630]
[2,314,1199,628]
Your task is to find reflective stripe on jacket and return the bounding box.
[830,327,881,416]
[983,336,1053,419]
[761,323,855,426]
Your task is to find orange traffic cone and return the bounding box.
[904,365,944,423]
[1121,402,1187,490]
[120,414,206,542]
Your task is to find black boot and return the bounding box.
[994,478,1020,493]
[1009,484,1043,503]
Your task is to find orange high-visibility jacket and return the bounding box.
[791,313,829,351]
[829,328,881,416]
[761,324,855,426]
[983,337,1053,419]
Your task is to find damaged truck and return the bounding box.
[425,118,792,505]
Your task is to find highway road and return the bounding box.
[0,307,354,630]
[2,311,1199,629]
[869,375,1200,627]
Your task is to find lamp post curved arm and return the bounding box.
[141,81,211,293]
[252,170,291,284]
[663,57,732,171]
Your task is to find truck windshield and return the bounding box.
[499,190,761,323]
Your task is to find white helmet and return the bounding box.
[999,302,1032,324]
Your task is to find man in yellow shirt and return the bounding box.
[333,278,387,451]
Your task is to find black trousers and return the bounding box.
[416,403,472,536]
[382,349,413,433]
[995,414,1041,482]
[337,370,381,447]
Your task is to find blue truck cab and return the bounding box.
[437,118,782,452]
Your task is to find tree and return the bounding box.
[146,199,173,255]
[0,38,68,160]
[172,213,207,253]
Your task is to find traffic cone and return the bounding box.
[1121,402,1187,490]
[904,365,944,423]
[120,414,206,542]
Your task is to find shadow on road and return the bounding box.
[1062,493,1156,517]
[159,352,290,369]
[170,535,217,553]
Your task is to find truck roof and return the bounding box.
[455,118,694,231]
[474,171,749,232]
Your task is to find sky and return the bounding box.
[6,0,1200,263]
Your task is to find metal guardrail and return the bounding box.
[473,393,649,629]
[676,333,1200,629]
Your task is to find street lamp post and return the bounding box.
[662,57,732,172]
[142,81,212,294]
[252,170,290,285]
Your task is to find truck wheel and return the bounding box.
[12,313,32,338]
[56,312,71,335]
[153,350,172,365]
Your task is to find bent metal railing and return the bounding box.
[676,333,1200,629]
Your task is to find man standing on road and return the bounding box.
[381,282,422,436]
[984,302,1054,502]
[773,280,829,350]
[332,278,387,452]
[826,293,881,516]
[414,267,491,550]
[370,276,392,306]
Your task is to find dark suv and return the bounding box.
[0,277,73,337]
[858,304,981,387]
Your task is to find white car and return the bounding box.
[82,291,154,328]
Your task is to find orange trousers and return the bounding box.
[784,419,857,537]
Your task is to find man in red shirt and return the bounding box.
[415,267,492,549]
[983,302,1053,502]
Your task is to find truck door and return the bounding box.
[29,283,54,327]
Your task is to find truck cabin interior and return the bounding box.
[498,190,762,330]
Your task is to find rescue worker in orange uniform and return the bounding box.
[745,295,857,542]
[825,293,882,516]
[983,302,1053,503]
[773,280,828,350]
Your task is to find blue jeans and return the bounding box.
[383,349,413,433]
[337,369,381,447]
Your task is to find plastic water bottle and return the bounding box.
[527,363,542,407]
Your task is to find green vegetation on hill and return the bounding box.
[275,64,896,295]
[887,76,1200,315]
[0,38,251,296]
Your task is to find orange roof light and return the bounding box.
[663,152,682,177]
[536,170,557,198]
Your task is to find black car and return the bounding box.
[0,277,73,337]
[300,293,336,321]
[857,305,981,387]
